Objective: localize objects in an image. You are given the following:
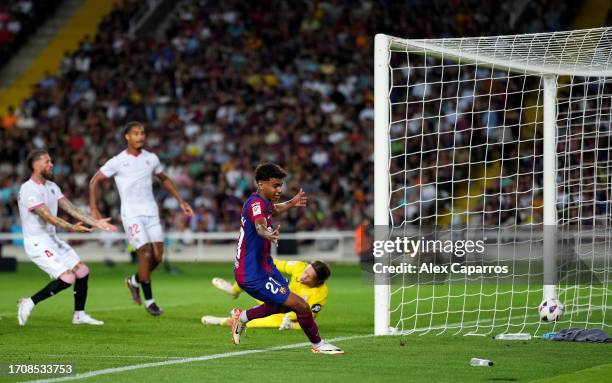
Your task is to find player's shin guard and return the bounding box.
[297,311,321,344]
[31,278,72,304]
[74,274,88,311]
[245,303,283,320]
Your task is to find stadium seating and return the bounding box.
[0,0,578,236]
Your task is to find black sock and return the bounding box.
[74,274,89,311]
[31,279,72,305]
[141,280,153,300]
[134,273,141,284]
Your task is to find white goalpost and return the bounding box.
[374,27,612,336]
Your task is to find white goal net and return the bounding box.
[374,27,612,336]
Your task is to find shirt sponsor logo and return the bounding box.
[28,196,38,207]
[252,203,262,216]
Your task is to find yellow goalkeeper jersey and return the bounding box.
[273,259,328,318]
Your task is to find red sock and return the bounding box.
[297,310,321,344]
[246,303,283,320]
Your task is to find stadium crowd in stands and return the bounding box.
[0,1,62,69]
[0,0,579,236]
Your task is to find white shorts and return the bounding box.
[122,215,164,249]
[24,235,81,279]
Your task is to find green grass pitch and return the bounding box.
[0,262,611,382]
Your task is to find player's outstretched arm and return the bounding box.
[59,197,118,232]
[88,171,107,219]
[273,188,307,216]
[255,218,280,246]
[156,172,194,216]
[32,205,93,233]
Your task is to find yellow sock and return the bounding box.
[231,282,243,296]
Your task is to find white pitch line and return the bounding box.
[11,294,610,380]
[17,306,612,382]
[24,334,373,383]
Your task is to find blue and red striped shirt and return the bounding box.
[234,193,274,284]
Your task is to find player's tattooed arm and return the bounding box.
[274,188,307,216]
[59,198,118,232]
[32,205,93,233]
[157,172,194,216]
[59,198,98,226]
[254,217,280,246]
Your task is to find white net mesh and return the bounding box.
[382,27,612,336]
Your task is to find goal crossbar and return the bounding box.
[388,27,612,77]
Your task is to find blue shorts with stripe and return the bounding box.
[238,268,290,306]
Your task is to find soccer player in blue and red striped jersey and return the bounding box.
[230,163,343,355]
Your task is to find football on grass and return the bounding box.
[539,298,564,322]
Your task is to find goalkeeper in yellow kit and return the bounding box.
[202,260,330,329]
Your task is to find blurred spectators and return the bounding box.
[0,0,580,234]
[0,1,63,69]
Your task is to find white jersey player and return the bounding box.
[17,150,118,326]
[89,121,193,316]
